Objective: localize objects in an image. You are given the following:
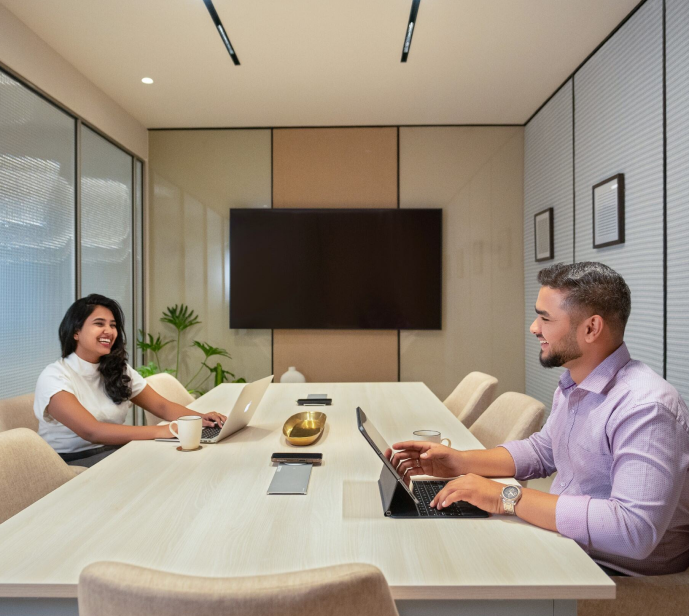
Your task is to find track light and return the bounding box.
[401,0,421,63]
[202,0,240,66]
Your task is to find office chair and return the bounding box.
[443,372,498,427]
[143,373,194,426]
[469,392,545,449]
[0,428,86,524]
[579,569,689,616]
[79,561,400,616]
[0,393,39,433]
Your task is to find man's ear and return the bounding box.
[583,315,604,342]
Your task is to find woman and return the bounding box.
[34,294,226,467]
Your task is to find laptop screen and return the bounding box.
[356,407,417,502]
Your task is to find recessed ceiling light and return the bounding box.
[141,77,154,84]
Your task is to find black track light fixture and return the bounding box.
[202,0,240,65]
[401,0,421,62]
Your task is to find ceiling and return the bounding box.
[1,0,641,128]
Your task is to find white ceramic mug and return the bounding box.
[413,430,451,447]
[169,416,202,450]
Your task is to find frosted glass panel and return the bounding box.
[0,70,76,398]
[80,126,134,360]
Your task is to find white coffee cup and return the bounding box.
[169,416,202,450]
[413,430,451,447]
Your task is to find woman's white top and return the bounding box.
[34,353,147,453]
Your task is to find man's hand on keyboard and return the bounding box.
[386,441,463,484]
[430,474,505,514]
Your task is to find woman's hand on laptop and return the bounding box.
[199,411,226,427]
[387,441,463,483]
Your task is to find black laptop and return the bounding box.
[356,407,489,519]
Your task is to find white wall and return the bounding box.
[0,4,147,159]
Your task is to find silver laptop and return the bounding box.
[156,375,273,444]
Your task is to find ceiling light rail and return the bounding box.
[202,0,240,65]
[401,0,421,63]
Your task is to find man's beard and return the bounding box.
[539,330,582,368]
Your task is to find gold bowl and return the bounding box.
[282,411,327,446]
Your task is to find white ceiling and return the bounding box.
[1,0,641,128]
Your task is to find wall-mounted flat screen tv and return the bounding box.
[230,208,442,330]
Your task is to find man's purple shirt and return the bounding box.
[501,343,689,576]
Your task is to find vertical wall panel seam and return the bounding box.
[270,128,274,377]
[75,119,82,299]
[662,0,668,378]
[397,126,401,382]
[572,78,576,264]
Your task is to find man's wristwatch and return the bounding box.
[501,485,522,515]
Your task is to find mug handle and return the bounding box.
[169,421,179,439]
[441,437,451,447]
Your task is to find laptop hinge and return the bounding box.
[378,465,418,517]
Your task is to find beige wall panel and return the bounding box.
[399,127,525,401]
[0,5,147,159]
[273,127,398,382]
[273,330,398,383]
[273,128,397,208]
[148,130,272,387]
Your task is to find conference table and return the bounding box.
[0,382,614,615]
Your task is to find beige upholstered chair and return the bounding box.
[443,372,499,427]
[579,569,689,616]
[79,561,400,616]
[143,373,194,426]
[469,392,545,449]
[0,428,85,524]
[0,393,39,433]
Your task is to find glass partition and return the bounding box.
[80,126,135,361]
[0,70,76,398]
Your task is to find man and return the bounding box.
[391,262,689,576]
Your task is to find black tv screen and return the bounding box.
[230,209,441,330]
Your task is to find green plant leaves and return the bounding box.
[204,362,236,388]
[136,331,172,353]
[192,340,231,360]
[161,304,201,333]
[137,304,243,395]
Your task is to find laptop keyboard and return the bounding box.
[201,426,221,440]
[413,480,489,518]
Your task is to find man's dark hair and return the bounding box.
[537,262,631,337]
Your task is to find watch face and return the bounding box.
[503,486,520,500]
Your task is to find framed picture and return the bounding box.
[593,174,625,248]
[534,207,554,262]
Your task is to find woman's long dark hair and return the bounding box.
[58,294,132,404]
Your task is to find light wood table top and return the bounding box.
[0,382,614,600]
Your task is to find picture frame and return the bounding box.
[534,207,554,262]
[592,174,625,249]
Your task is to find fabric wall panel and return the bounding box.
[272,128,399,383]
[573,0,664,374]
[666,0,689,400]
[523,82,574,411]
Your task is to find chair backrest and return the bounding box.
[0,393,39,433]
[0,428,79,524]
[143,374,194,425]
[469,392,545,450]
[79,561,400,616]
[443,372,498,427]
